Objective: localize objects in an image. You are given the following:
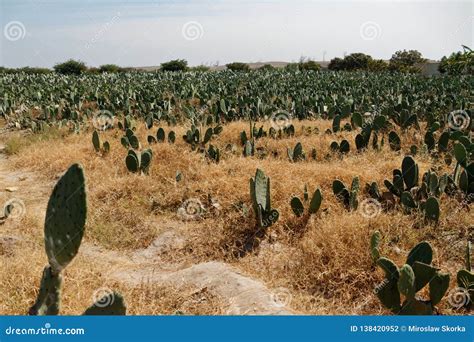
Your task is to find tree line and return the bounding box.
[1,47,471,75]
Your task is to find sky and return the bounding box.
[0,0,472,68]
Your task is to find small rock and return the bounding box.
[19,176,27,181]
[5,187,18,192]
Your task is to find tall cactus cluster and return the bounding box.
[250,169,279,229]
[371,231,450,315]
[383,156,441,222]
[29,164,126,315]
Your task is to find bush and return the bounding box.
[99,64,123,73]
[328,53,372,71]
[367,59,389,72]
[160,59,188,72]
[0,67,51,74]
[226,62,250,72]
[439,46,473,75]
[53,59,87,75]
[298,60,320,71]
[190,65,211,72]
[389,50,426,73]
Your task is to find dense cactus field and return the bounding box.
[0,70,472,315]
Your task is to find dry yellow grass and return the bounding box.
[0,119,472,315]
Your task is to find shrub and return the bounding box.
[99,64,123,73]
[439,46,473,75]
[226,62,250,72]
[160,59,188,72]
[298,60,320,71]
[389,50,426,73]
[258,64,275,71]
[190,65,211,72]
[53,59,87,75]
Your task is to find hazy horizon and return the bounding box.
[0,0,472,68]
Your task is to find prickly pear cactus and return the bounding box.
[373,239,450,315]
[250,169,279,228]
[29,266,63,315]
[44,163,87,273]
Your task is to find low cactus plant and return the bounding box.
[92,131,110,154]
[287,142,305,162]
[121,128,139,149]
[206,144,220,163]
[29,164,126,315]
[290,186,323,218]
[125,148,153,174]
[250,169,279,229]
[332,177,359,210]
[372,236,450,315]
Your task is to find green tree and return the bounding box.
[226,62,250,71]
[389,50,426,73]
[439,46,473,75]
[328,53,373,71]
[161,59,188,72]
[53,59,87,75]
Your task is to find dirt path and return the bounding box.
[0,140,293,315]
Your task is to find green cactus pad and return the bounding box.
[412,261,437,292]
[129,135,139,149]
[370,231,381,263]
[401,191,417,209]
[157,128,165,142]
[401,156,418,190]
[376,278,401,313]
[454,143,467,166]
[125,153,139,173]
[44,164,87,273]
[424,197,440,222]
[398,264,416,299]
[29,266,63,315]
[290,197,304,217]
[92,131,100,152]
[377,257,399,281]
[140,149,153,174]
[83,291,127,316]
[308,189,322,214]
[406,241,433,266]
[429,273,450,306]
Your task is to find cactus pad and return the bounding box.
[44,164,87,273]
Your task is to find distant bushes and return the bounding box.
[0,66,51,74]
[226,62,250,71]
[328,50,427,73]
[329,53,386,71]
[53,59,87,75]
[161,59,188,72]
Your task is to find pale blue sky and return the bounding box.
[0,0,472,68]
